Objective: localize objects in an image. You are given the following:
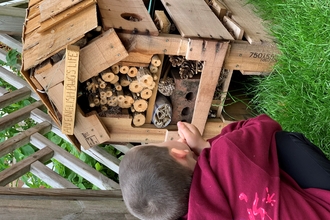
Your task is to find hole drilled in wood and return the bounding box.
[181,107,189,116]
[121,13,142,22]
[185,92,194,101]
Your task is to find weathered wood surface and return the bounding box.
[23,4,98,70]
[0,147,54,186]
[30,132,119,189]
[98,0,158,36]
[39,0,83,22]
[0,86,30,109]
[161,0,233,40]
[222,0,273,44]
[0,189,135,219]
[186,39,230,133]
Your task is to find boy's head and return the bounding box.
[119,140,197,220]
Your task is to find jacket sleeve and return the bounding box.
[211,114,282,170]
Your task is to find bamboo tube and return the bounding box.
[105,86,113,97]
[132,113,146,127]
[97,77,107,89]
[149,64,158,74]
[108,96,118,106]
[151,54,162,67]
[117,90,125,103]
[147,81,156,90]
[100,71,115,82]
[133,99,148,112]
[100,97,108,105]
[114,82,122,91]
[127,67,138,77]
[137,67,154,87]
[120,65,129,74]
[88,94,96,108]
[140,88,153,100]
[128,77,143,93]
[99,88,107,98]
[111,64,120,74]
[100,105,108,112]
[120,75,131,87]
[110,75,119,84]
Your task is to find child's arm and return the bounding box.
[177,121,210,156]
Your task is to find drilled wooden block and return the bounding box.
[169,69,200,124]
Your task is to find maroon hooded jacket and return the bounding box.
[184,115,330,220]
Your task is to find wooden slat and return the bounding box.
[97,0,158,36]
[0,121,51,158]
[161,0,233,40]
[82,146,120,174]
[0,100,43,131]
[30,108,70,142]
[222,0,273,44]
[31,133,120,190]
[0,147,54,186]
[47,83,111,149]
[0,187,123,198]
[30,161,78,189]
[216,69,233,117]
[0,6,26,17]
[0,15,25,35]
[38,0,96,33]
[23,4,98,70]
[0,86,31,109]
[0,194,135,220]
[27,1,41,19]
[39,0,83,22]
[0,66,39,100]
[24,13,40,35]
[223,42,279,73]
[78,28,128,82]
[186,39,230,134]
[0,34,23,53]
[223,16,244,40]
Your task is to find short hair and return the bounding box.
[119,145,193,220]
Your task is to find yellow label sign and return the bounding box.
[62,45,80,135]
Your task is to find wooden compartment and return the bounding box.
[21,0,279,150]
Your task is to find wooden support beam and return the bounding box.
[0,147,54,186]
[0,86,31,109]
[0,121,51,158]
[0,34,23,53]
[30,161,78,189]
[186,39,230,134]
[0,100,43,131]
[30,133,119,190]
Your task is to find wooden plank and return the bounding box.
[34,28,128,86]
[216,69,233,117]
[160,0,233,40]
[28,0,41,8]
[0,147,54,186]
[0,15,25,35]
[186,39,230,134]
[0,100,43,131]
[39,0,83,22]
[223,42,279,73]
[0,187,123,198]
[23,4,97,70]
[207,0,227,21]
[24,13,40,35]
[30,161,78,189]
[0,34,23,53]
[0,121,51,158]
[0,6,26,17]
[82,146,120,174]
[78,28,128,82]
[38,0,96,33]
[0,195,135,220]
[47,83,111,149]
[62,45,79,135]
[27,1,41,19]
[0,86,7,95]
[0,86,30,109]
[222,0,273,44]
[154,10,171,33]
[0,66,39,100]
[30,133,119,190]
[97,0,158,36]
[223,16,244,40]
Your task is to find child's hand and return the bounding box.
[177,121,210,155]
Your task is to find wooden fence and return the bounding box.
[0,31,135,219]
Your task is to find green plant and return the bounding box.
[247,0,330,158]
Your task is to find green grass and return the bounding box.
[247,0,330,158]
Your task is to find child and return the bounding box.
[119,114,330,220]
